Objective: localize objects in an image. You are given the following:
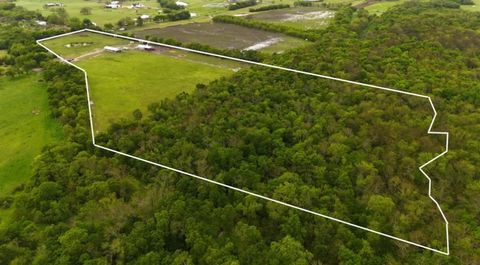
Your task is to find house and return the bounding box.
[105,1,120,8]
[140,14,150,20]
[129,3,145,9]
[175,1,188,7]
[104,46,121,53]
[105,4,120,8]
[35,20,47,26]
[137,44,155,51]
[44,2,64,8]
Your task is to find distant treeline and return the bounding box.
[294,1,315,7]
[154,10,191,22]
[213,15,319,41]
[249,4,290,12]
[228,0,257,10]
[157,0,185,10]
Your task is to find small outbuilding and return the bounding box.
[129,3,145,8]
[35,20,47,26]
[175,1,188,7]
[137,44,155,51]
[44,2,64,8]
[104,46,122,53]
[105,1,120,8]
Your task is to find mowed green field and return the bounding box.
[75,50,242,132]
[364,0,405,14]
[0,75,63,196]
[43,32,130,60]
[461,0,480,12]
[15,0,161,26]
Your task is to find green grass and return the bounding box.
[365,0,405,14]
[16,0,161,26]
[75,50,241,132]
[461,0,480,12]
[42,32,130,59]
[0,74,63,197]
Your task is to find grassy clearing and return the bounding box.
[42,32,130,60]
[74,49,242,132]
[461,0,480,12]
[15,0,299,27]
[15,0,161,26]
[135,22,310,53]
[364,0,405,14]
[0,74,63,197]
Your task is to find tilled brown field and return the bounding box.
[134,22,307,52]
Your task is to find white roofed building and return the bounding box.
[137,44,155,51]
[104,46,122,53]
[175,1,188,7]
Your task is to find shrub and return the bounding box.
[249,4,290,12]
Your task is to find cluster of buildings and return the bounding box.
[105,1,121,9]
[44,2,63,8]
[35,20,47,26]
[105,1,148,9]
[103,44,155,53]
[128,3,146,9]
[175,1,188,7]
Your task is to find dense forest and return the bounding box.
[0,2,480,265]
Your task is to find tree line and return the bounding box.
[213,15,320,41]
[0,2,479,264]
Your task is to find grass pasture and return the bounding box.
[77,50,242,132]
[135,22,309,53]
[15,0,161,26]
[0,75,63,197]
[43,32,130,60]
[245,7,335,30]
[363,0,405,14]
[14,0,326,27]
[461,0,480,12]
[43,32,245,132]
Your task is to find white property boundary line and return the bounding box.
[37,28,450,255]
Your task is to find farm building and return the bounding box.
[44,2,63,7]
[35,20,47,26]
[137,44,155,51]
[129,3,145,9]
[105,1,121,8]
[104,46,122,53]
[175,1,188,7]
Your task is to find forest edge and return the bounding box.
[36,28,450,255]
